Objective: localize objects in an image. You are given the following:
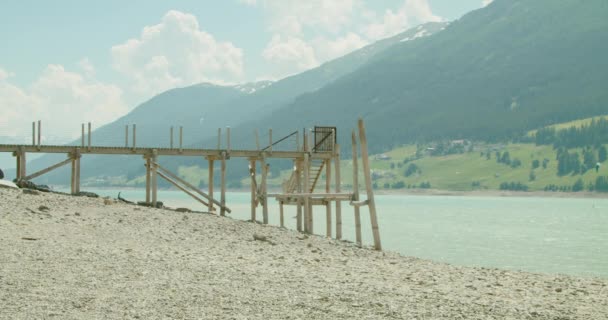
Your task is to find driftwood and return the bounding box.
[117,192,135,204]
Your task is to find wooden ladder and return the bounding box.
[281,159,326,194]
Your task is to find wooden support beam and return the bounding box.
[208,158,214,213]
[217,128,222,150]
[227,127,231,153]
[358,118,381,251]
[87,122,91,152]
[303,142,311,233]
[279,201,284,228]
[145,156,151,204]
[132,124,137,151]
[179,126,183,153]
[37,120,41,149]
[153,162,231,213]
[335,142,343,240]
[296,160,303,232]
[32,122,35,146]
[157,171,210,207]
[351,131,362,247]
[250,159,257,222]
[151,150,158,207]
[325,158,332,238]
[268,128,273,153]
[220,152,227,216]
[24,157,72,181]
[74,151,81,194]
[170,126,174,149]
[81,124,85,147]
[125,125,129,148]
[261,158,269,224]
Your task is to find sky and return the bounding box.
[0,0,489,144]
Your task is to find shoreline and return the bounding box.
[53,184,608,200]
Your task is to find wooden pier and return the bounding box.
[0,119,382,250]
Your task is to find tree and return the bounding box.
[542,158,550,169]
[583,147,597,172]
[404,163,421,177]
[532,159,540,169]
[529,170,536,181]
[500,151,511,165]
[572,178,584,192]
[599,145,607,163]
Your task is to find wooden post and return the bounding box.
[250,159,256,222]
[296,160,303,232]
[125,125,129,148]
[227,127,231,153]
[334,142,342,240]
[208,157,214,213]
[217,128,222,149]
[358,119,381,250]
[261,158,268,224]
[325,158,332,238]
[269,128,273,153]
[32,122,35,146]
[145,155,151,204]
[303,141,311,233]
[151,150,158,207]
[279,201,285,228]
[74,149,81,194]
[220,152,227,216]
[132,124,136,150]
[179,126,183,152]
[70,155,76,194]
[37,120,41,148]
[15,148,26,180]
[87,122,91,152]
[351,131,362,246]
[81,124,85,147]
[170,126,174,149]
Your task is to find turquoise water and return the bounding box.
[81,188,608,278]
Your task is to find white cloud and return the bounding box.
[482,0,493,7]
[250,0,359,36]
[111,10,245,99]
[262,35,319,77]
[364,0,442,40]
[249,0,441,79]
[312,33,368,62]
[0,65,127,143]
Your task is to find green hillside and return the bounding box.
[234,0,608,154]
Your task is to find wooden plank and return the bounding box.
[157,171,209,207]
[81,124,85,147]
[37,121,41,148]
[334,143,342,240]
[0,145,334,159]
[125,125,129,148]
[358,118,381,251]
[32,122,35,146]
[351,131,362,246]
[23,157,72,181]
[70,158,76,195]
[179,126,183,152]
[208,158,214,213]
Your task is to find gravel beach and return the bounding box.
[1,187,606,319]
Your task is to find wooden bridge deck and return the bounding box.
[0,144,333,159]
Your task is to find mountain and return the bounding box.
[228,0,608,154]
[19,22,448,183]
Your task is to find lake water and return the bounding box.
[79,188,608,278]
